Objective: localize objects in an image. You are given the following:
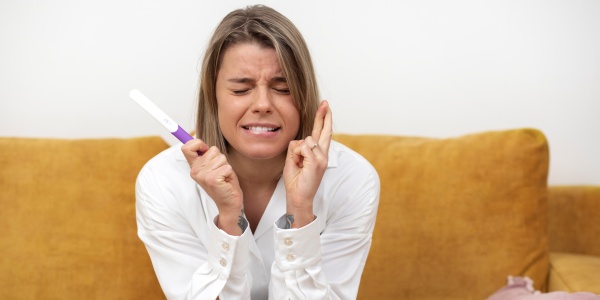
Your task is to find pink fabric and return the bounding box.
[487,277,600,300]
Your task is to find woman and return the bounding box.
[136,5,380,299]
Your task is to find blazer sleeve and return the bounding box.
[135,162,252,300]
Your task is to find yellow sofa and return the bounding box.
[1,128,598,299]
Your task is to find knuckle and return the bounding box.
[222,165,233,175]
[190,170,204,183]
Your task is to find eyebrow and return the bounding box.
[272,77,287,83]
[228,78,253,84]
[227,76,288,84]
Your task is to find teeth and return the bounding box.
[247,126,277,132]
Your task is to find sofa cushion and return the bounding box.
[0,137,169,299]
[548,252,600,293]
[335,129,550,300]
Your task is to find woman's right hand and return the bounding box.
[182,140,244,235]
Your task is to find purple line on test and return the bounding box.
[172,125,194,144]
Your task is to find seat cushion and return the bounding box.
[548,252,600,293]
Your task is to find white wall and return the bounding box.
[1,0,599,185]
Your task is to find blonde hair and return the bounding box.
[196,5,319,154]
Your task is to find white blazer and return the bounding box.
[136,141,380,300]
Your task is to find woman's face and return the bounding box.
[215,43,300,161]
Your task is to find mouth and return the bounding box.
[242,125,281,133]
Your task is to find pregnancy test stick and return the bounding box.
[129,89,196,146]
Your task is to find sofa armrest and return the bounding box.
[548,186,600,256]
[548,252,600,293]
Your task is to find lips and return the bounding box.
[242,125,280,133]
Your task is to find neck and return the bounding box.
[228,151,285,188]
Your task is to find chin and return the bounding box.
[226,143,280,159]
[246,150,286,161]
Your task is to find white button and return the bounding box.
[286,254,295,262]
[220,258,227,267]
[222,242,230,251]
[284,238,293,246]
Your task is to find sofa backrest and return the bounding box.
[0,129,551,299]
[548,185,600,257]
[0,137,169,299]
[334,128,550,300]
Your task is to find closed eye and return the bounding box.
[232,89,249,95]
[273,88,290,95]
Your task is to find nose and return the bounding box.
[251,86,273,114]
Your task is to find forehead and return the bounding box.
[218,43,283,78]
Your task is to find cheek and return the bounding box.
[217,105,252,144]
[216,97,236,133]
[217,104,239,130]
[281,104,301,133]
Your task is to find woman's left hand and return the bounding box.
[282,100,332,228]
